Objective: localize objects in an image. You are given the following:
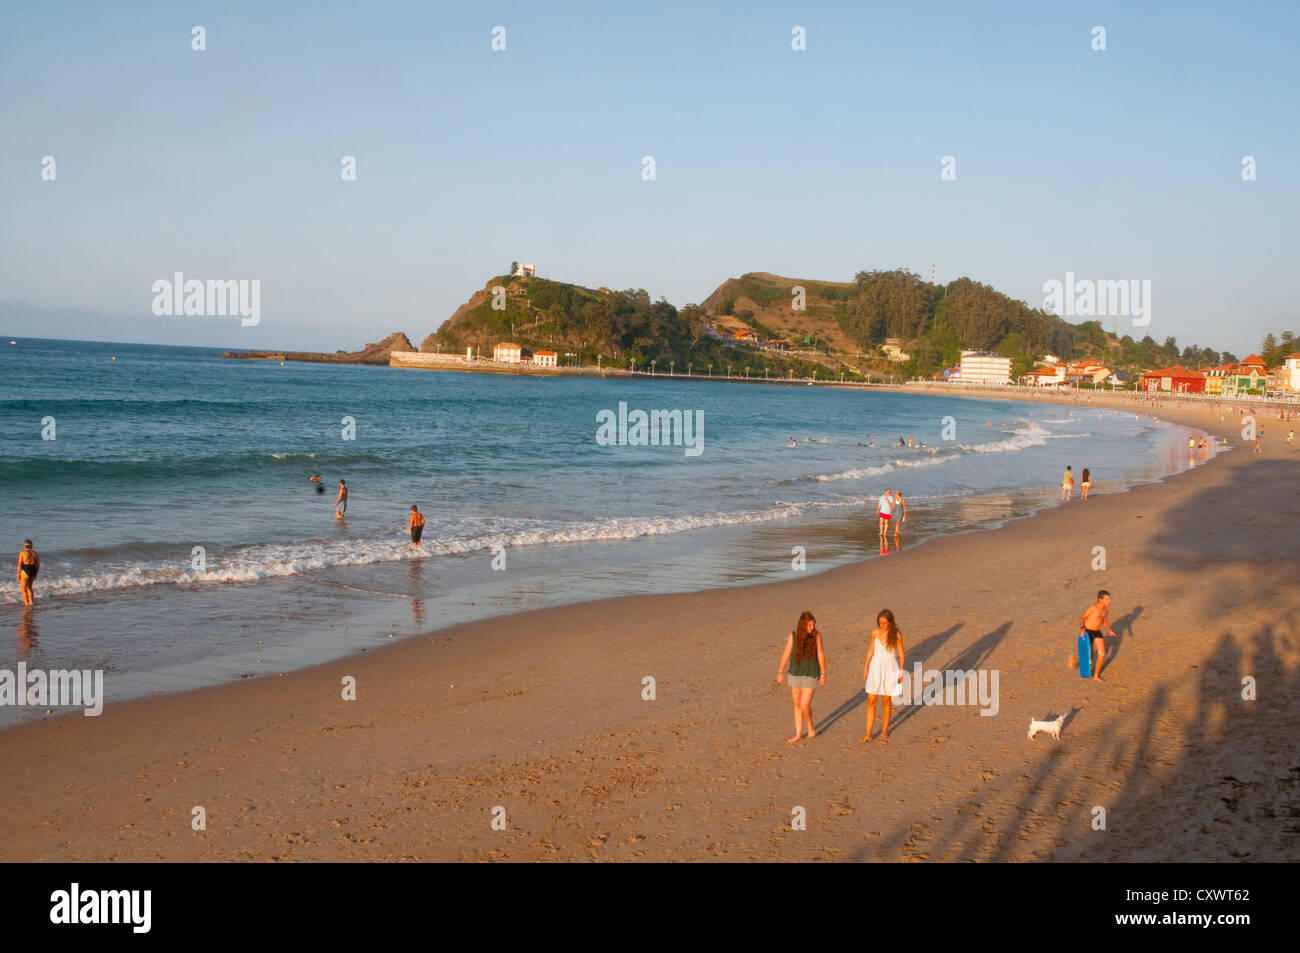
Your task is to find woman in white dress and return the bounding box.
[861,609,906,743]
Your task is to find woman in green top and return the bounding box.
[776,611,827,744]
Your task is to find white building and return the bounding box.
[958,350,1011,385]
[533,350,557,368]
[493,342,523,364]
[512,263,536,278]
[1284,353,1300,392]
[881,338,911,362]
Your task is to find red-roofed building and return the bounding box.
[1139,365,1205,393]
[1224,355,1268,395]
[1024,365,1065,386]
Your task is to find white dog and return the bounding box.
[1027,714,1064,741]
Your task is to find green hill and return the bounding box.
[423,274,846,379]
[422,268,1261,382]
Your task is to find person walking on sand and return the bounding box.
[877,488,893,537]
[892,489,907,539]
[776,611,826,744]
[334,479,348,518]
[861,609,905,743]
[1060,465,1073,503]
[408,505,425,548]
[1071,589,1116,681]
[16,539,39,606]
[1080,467,1092,500]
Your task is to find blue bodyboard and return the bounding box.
[1077,633,1092,678]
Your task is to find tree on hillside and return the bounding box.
[839,269,935,347]
[510,261,519,276]
[1260,330,1296,366]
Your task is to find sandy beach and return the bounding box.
[2,393,1297,862]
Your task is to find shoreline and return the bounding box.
[2,396,1296,861]
[0,397,1205,718]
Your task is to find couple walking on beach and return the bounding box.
[1060,465,1092,502]
[776,609,906,744]
[876,489,906,538]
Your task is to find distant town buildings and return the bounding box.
[532,349,557,368]
[958,350,1011,385]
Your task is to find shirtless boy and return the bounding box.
[408,505,425,548]
[1076,589,1116,681]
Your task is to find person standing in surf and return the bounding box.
[892,490,907,540]
[862,609,905,743]
[1060,465,1073,503]
[335,479,348,519]
[1080,468,1092,501]
[408,505,425,548]
[16,539,39,606]
[776,611,826,744]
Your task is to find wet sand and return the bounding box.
[2,394,1297,861]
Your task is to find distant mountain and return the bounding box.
[223,332,413,365]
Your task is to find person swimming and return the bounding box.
[309,473,325,494]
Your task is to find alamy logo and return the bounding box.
[595,401,703,456]
[151,272,261,326]
[50,883,151,933]
[0,664,104,716]
[1042,272,1150,327]
[897,664,999,716]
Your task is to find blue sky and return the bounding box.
[1,0,1295,354]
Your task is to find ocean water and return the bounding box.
[0,337,1209,722]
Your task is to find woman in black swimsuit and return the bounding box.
[17,539,39,606]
